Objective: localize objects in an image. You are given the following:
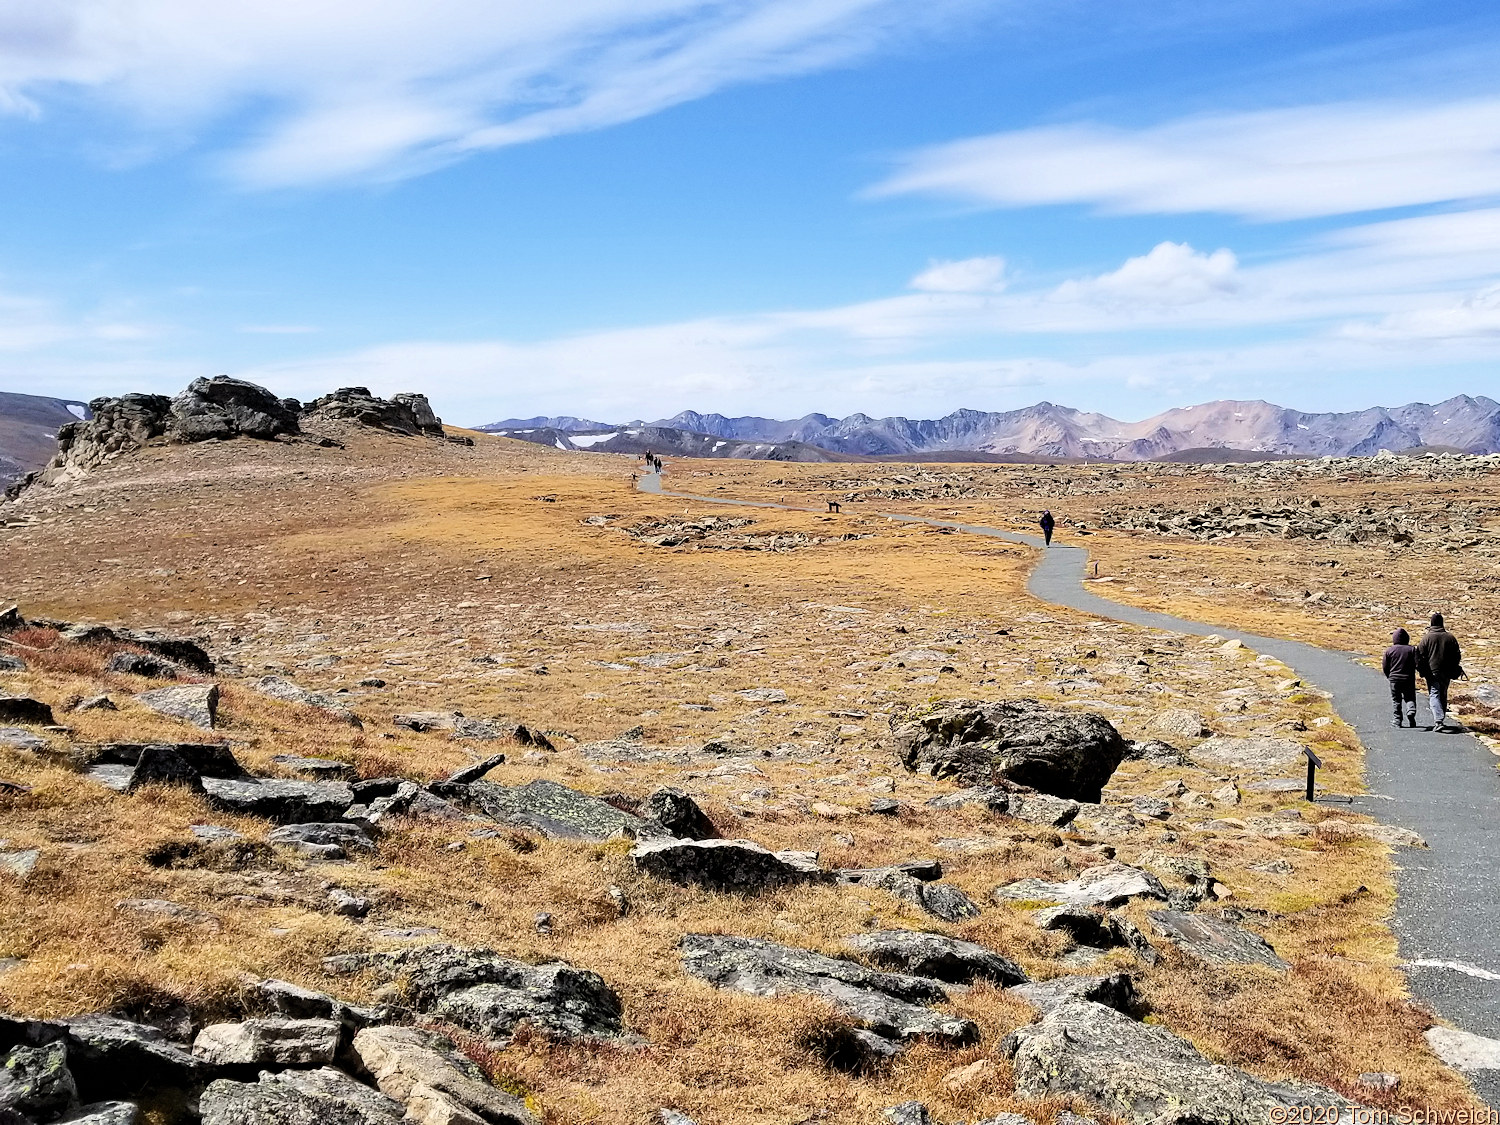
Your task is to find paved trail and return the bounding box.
[639,469,1500,1101]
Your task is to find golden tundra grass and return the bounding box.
[0,433,1486,1120]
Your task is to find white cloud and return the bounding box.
[0,0,972,187]
[1343,283,1500,342]
[909,256,1006,292]
[1051,242,1239,306]
[871,97,1500,221]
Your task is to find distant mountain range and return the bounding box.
[479,396,1500,461]
[0,391,91,484]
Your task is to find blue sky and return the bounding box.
[1,0,1499,425]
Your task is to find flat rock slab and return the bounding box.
[267,821,375,858]
[993,863,1167,909]
[136,684,219,729]
[679,934,975,1046]
[844,930,1027,986]
[325,943,631,1045]
[466,778,645,840]
[1424,1026,1500,1071]
[56,1014,207,1101]
[271,754,357,780]
[54,1103,141,1125]
[1193,736,1303,773]
[0,848,40,879]
[1146,910,1289,971]
[1009,999,1352,1123]
[631,837,826,892]
[202,777,353,823]
[351,1026,535,1125]
[0,727,48,751]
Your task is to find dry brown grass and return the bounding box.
[0,432,1488,1119]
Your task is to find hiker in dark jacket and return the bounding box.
[1382,627,1419,728]
[1040,510,1056,547]
[1417,612,1463,731]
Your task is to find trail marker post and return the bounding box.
[1303,747,1323,802]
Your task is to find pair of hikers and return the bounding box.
[1383,613,1464,730]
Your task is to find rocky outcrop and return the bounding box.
[1006,999,1352,1123]
[324,944,631,1046]
[303,388,444,437]
[168,378,301,443]
[350,1026,535,1125]
[201,1067,405,1125]
[458,779,647,841]
[993,863,1168,909]
[1009,972,1139,1015]
[679,935,977,1050]
[1145,910,1289,970]
[191,1018,341,1067]
[892,699,1126,802]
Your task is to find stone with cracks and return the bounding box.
[463,779,645,840]
[327,944,631,1045]
[892,699,1126,802]
[0,697,54,726]
[303,388,445,437]
[136,684,219,729]
[641,786,717,839]
[443,755,507,785]
[993,864,1167,909]
[1009,973,1138,1015]
[0,728,47,751]
[844,930,1027,986]
[125,745,206,793]
[351,1027,535,1125]
[1008,999,1351,1123]
[1192,736,1304,773]
[200,1068,405,1125]
[1145,911,1289,971]
[191,1018,341,1067]
[680,934,977,1046]
[202,777,353,823]
[272,755,358,781]
[0,1039,77,1121]
[629,837,827,892]
[862,868,980,922]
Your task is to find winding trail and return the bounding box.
[639,468,1500,1102]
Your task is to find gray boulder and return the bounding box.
[892,699,1126,802]
[351,1026,534,1125]
[125,745,206,793]
[0,1039,77,1120]
[629,838,826,892]
[993,863,1168,909]
[1146,910,1290,971]
[200,1068,404,1125]
[0,697,53,725]
[0,728,47,751]
[1009,972,1138,1015]
[271,755,358,781]
[679,934,976,1046]
[302,388,444,437]
[55,1015,206,1100]
[136,684,219,729]
[443,754,507,785]
[1008,999,1352,1123]
[642,786,717,839]
[115,631,214,675]
[202,778,353,823]
[191,1018,341,1067]
[55,1104,140,1125]
[168,376,300,443]
[105,652,180,679]
[326,944,630,1045]
[884,1104,932,1125]
[860,868,979,922]
[464,778,645,840]
[844,930,1027,986]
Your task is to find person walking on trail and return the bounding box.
[1383,628,1419,728]
[1039,510,1056,547]
[1417,612,1464,732]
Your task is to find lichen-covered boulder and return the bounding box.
[168,376,301,442]
[892,699,1126,802]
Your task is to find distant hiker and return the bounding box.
[1039,510,1055,547]
[1382,627,1419,728]
[827,500,841,513]
[1417,612,1464,732]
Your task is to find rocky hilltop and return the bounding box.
[0,393,91,487]
[7,378,455,498]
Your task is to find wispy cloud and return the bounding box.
[0,0,975,187]
[871,97,1500,221]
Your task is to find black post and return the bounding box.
[1302,747,1323,802]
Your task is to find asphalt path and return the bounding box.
[639,468,1500,1103]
